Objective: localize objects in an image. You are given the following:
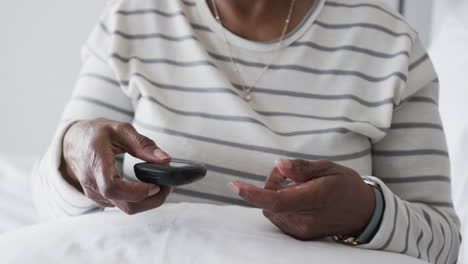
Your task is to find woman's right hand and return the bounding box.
[59,118,173,215]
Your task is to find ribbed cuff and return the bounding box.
[32,120,99,220]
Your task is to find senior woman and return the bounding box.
[32,0,460,263]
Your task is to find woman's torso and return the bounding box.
[101,0,416,205]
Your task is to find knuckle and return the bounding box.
[284,221,314,241]
[136,135,156,149]
[120,204,139,215]
[299,224,314,238]
[93,117,109,123]
[115,122,134,133]
[95,201,112,208]
[153,188,171,207]
[317,159,333,167]
[83,191,95,201]
[152,196,169,209]
[157,195,169,206]
[80,176,96,190]
[89,118,111,133]
[292,232,312,241]
[270,192,288,213]
[290,159,306,170]
[83,190,111,207]
[125,209,138,215]
[262,209,274,218]
[270,200,285,213]
[100,182,117,199]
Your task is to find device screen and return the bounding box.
[169,161,189,167]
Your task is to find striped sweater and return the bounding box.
[31,0,461,262]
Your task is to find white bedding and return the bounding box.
[0,155,38,233]
[0,203,427,264]
[1,127,467,264]
[0,146,467,263]
[0,155,430,264]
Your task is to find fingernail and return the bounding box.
[277,158,292,169]
[149,185,160,196]
[227,182,240,194]
[153,149,170,160]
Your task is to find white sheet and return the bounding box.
[1,131,467,263]
[0,147,466,263]
[0,155,38,233]
[0,203,427,264]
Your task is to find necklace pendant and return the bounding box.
[212,0,296,106]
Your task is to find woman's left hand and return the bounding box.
[228,159,376,240]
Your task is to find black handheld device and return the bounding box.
[133,158,207,186]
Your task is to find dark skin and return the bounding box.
[206,0,316,41]
[60,118,173,215]
[60,0,375,239]
[228,159,375,239]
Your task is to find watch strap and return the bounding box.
[356,183,384,243]
[332,177,385,245]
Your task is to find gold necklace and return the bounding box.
[210,0,297,102]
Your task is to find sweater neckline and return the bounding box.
[196,0,324,52]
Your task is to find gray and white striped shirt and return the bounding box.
[32,0,461,262]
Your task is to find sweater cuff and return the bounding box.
[32,120,99,220]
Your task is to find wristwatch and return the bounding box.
[332,178,384,245]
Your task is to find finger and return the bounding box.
[99,177,162,203]
[275,158,339,183]
[229,181,307,212]
[264,167,287,191]
[93,152,162,203]
[95,201,116,208]
[111,122,171,164]
[112,186,173,215]
[228,181,281,211]
[83,188,115,208]
[229,179,326,212]
[77,166,114,206]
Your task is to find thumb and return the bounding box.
[114,123,171,163]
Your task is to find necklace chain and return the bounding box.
[210,0,297,102]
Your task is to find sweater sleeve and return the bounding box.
[356,38,461,263]
[31,0,135,220]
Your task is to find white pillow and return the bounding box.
[0,203,426,264]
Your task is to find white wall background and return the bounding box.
[0,0,108,156]
[429,0,468,209]
[0,0,449,156]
